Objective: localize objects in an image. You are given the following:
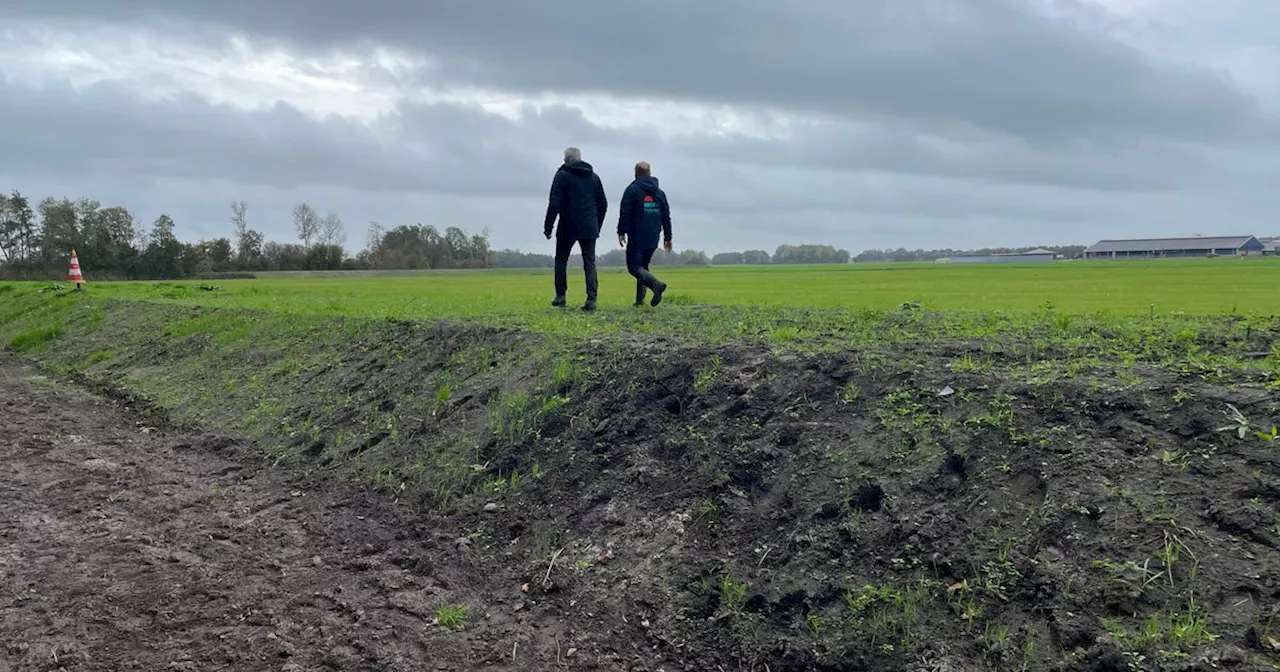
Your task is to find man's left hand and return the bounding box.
[663,239,673,253]
[618,234,627,247]
[544,229,552,240]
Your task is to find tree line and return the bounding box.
[493,244,852,269]
[0,192,493,280]
[853,245,1086,263]
[3,187,1077,280]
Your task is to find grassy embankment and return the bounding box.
[4,261,1280,669]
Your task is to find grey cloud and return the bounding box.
[4,72,1198,218]
[1,0,1273,147]
[3,59,1280,255]
[684,119,1218,193]
[0,77,554,196]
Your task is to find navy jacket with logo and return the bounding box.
[616,175,672,250]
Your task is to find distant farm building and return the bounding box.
[1083,236,1264,260]
[935,248,1058,264]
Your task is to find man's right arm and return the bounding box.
[544,171,564,236]
[594,175,608,234]
[660,190,673,243]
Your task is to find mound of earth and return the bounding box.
[471,343,1280,671]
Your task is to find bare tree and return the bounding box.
[231,200,248,246]
[366,221,385,253]
[0,193,13,263]
[293,202,319,250]
[318,211,346,247]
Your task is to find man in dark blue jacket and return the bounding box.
[616,161,672,307]
[544,147,608,311]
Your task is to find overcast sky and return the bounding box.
[1,1,1278,255]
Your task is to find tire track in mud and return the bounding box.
[0,354,613,672]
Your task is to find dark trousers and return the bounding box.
[554,237,598,302]
[626,245,661,304]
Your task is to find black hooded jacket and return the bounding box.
[617,175,671,250]
[544,160,608,240]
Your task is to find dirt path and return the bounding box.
[0,355,616,672]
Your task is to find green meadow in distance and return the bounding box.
[7,258,1277,320]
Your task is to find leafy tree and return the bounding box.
[38,198,79,266]
[262,241,307,271]
[7,191,37,264]
[306,244,345,270]
[206,237,234,271]
[363,224,490,270]
[239,230,265,268]
[80,205,138,275]
[711,251,745,265]
[773,244,850,264]
[143,214,183,278]
[491,249,554,268]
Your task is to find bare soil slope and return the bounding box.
[0,354,614,672]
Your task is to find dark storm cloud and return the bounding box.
[1,0,1271,146]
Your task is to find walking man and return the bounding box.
[544,146,608,311]
[617,161,671,307]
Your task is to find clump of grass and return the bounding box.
[768,326,804,343]
[9,323,64,351]
[551,358,580,393]
[693,498,718,523]
[846,580,935,644]
[838,381,861,404]
[720,573,749,615]
[1101,599,1217,652]
[693,354,722,393]
[806,613,823,636]
[487,390,540,445]
[434,382,452,411]
[435,604,468,630]
[486,390,569,447]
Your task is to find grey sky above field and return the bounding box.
[1,1,1279,254]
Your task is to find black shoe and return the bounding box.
[650,282,667,307]
[582,301,597,312]
[552,295,566,307]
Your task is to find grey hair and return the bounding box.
[564,146,581,163]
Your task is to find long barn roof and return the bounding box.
[1085,236,1256,253]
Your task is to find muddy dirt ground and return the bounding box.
[0,353,647,672]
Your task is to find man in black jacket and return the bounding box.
[616,161,671,307]
[544,147,608,311]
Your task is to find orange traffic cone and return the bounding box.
[67,248,84,291]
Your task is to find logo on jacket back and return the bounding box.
[642,195,660,215]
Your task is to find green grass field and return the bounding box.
[12,258,1280,320]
